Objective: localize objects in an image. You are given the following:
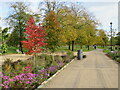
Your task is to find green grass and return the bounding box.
[97,46,109,49]
[2,45,94,55]
[103,49,111,53]
[7,46,18,54]
[55,45,94,52]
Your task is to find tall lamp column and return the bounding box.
[110,22,112,51]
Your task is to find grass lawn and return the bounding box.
[56,45,94,53]
[2,45,94,55]
[103,49,111,53]
[2,46,19,54]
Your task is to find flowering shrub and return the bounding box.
[0,72,37,88]
[24,65,33,73]
[57,61,64,69]
[47,65,58,75]
[0,53,74,89]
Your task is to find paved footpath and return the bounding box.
[42,49,118,88]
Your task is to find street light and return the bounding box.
[110,22,112,51]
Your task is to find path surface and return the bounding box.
[42,49,118,88]
[0,52,79,66]
[0,54,32,66]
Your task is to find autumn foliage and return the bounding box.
[21,17,47,55]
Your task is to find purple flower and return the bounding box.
[58,62,64,68]
[47,66,58,73]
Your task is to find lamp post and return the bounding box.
[110,22,112,51]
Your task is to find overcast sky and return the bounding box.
[0,0,119,34]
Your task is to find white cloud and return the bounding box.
[83,2,118,33]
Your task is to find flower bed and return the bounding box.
[0,51,74,89]
[106,51,120,63]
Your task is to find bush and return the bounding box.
[34,65,43,73]
[67,51,74,59]
[54,55,63,63]
[107,51,120,62]
[44,55,53,68]
[2,58,13,76]
[2,58,34,77]
[61,55,70,63]
[1,51,75,89]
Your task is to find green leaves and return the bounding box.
[1,27,9,54]
[44,11,62,52]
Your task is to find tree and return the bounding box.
[21,17,47,55]
[57,6,78,51]
[43,10,63,52]
[6,2,40,53]
[95,29,109,46]
[21,17,47,73]
[116,32,120,45]
[1,28,9,54]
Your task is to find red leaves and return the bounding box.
[21,17,47,55]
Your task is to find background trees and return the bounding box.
[6,2,40,53]
[1,28,9,54]
[43,11,63,52]
[1,1,111,54]
[95,29,109,46]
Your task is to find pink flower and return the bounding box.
[5,85,8,88]
[3,76,9,80]
[8,79,13,82]
[26,81,30,84]
[0,84,4,86]
[4,81,9,84]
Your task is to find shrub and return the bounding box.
[0,72,38,88]
[54,55,63,63]
[2,58,13,76]
[42,55,52,68]
[47,65,58,76]
[107,51,120,62]
[61,55,70,63]
[34,65,43,73]
[67,51,74,59]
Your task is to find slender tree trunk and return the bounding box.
[20,42,24,54]
[88,45,90,50]
[19,31,24,54]
[80,45,82,49]
[72,41,74,51]
[34,53,36,73]
[19,20,24,54]
[68,42,71,50]
[103,45,104,48]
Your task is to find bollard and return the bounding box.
[77,50,83,60]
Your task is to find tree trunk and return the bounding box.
[72,41,74,51]
[80,45,82,49]
[68,42,71,50]
[20,42,24,54]
[19,20,24,54]
[88,45,90,50]
[33,53,37,73]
